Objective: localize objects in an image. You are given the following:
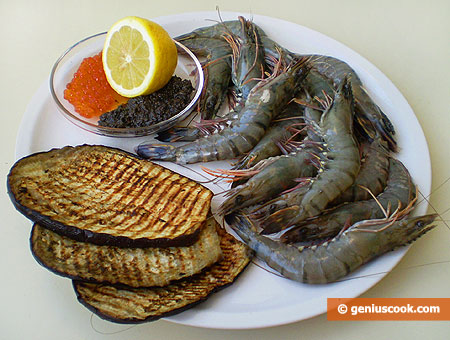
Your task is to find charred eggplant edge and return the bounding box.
[72,257,252,324]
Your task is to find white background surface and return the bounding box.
[1,0,449,339]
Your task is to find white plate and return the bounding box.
[15,11,431,330]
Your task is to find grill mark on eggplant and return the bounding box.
[31,219,221,287]
[170,186,203,227]
[112,168,172,233]
[93,157,142,200]
[126,174,184,234]
[136,176,185,233]
[153,179,194,233]
[8,145,213,247]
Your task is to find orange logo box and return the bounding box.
[327,298,450,321]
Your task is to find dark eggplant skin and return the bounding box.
[17,208,201,249]
[7,144,212,248]
[72,259,251,324]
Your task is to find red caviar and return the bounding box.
[64,52,127,118]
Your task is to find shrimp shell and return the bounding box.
[329,139,390,206]
[282,157,416,243]
[260,78,360,233]
[226,16,266,103]
[226,213,437,284]
[136,58,310,164]
[217,148,317,216]
[233,102,306,170]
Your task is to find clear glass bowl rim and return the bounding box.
[49,31,204,137]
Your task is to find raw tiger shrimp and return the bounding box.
[178,16,397,152]
[329,138,390,206]
[282,157,416,243]
[175,35,231,57]
[199,50,233,121]
[248,179,313,223]
[233,102,306,170]
[233,83,330,171]
[247,90,341,223]
[136,58,310,164]
[291,89,328,145]
[259,78,360,234]
[165,17,266,139]
[305,55,397,152]
[226,212,437,284]
[224,16,266,103]
[170,37,233,125]
[235,101,324,217]
[178,17,265,113]
[214,147,318,216]
[176,19,276,58]
[297,69,336,104]
[176,18,294,73]
[156,107,240,143]
[273,53,397,151]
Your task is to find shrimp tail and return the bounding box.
[155,127,201,142]
[259,206,300,234]
[135,143,176,161]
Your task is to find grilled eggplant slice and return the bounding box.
[8,145,212,248]
[31,218,222,288]
[73,226,252,323]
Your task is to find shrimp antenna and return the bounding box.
[215,6,224,25]
[292,98,324,111]
[358,184,389,218]
[353,196,418,233]
[201,166,261,183]
[174,163,219,185]
[416,176,450,231]
[251,260,285,278]
[335,259,450,283]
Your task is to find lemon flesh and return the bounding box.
[102,16,177,98]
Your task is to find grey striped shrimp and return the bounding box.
[214,148,318,216]
[281,157,415,243]
[135,58,310,164]
[259,77,360,234]
[177,17,397,151]
[233,102,306,170]
[226,212,437,284]
[306,55,397,152]
[224,16,266,103]
[329,138,390,206]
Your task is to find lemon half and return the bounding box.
[102,16,177,98]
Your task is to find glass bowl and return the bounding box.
[50,32,204,137]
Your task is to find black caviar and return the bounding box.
[98,76,194,128]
